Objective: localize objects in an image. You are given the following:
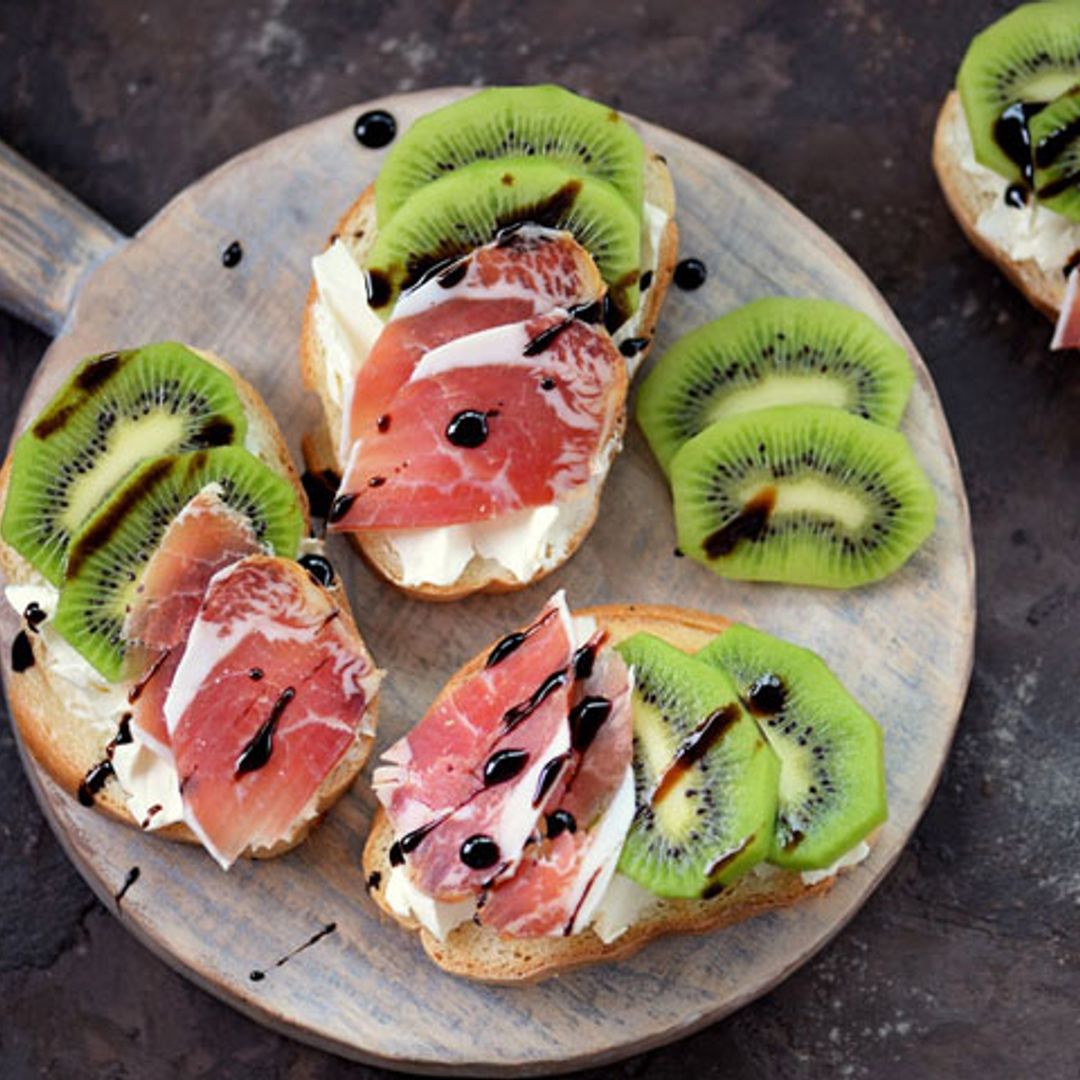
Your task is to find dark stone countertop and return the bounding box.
[0,1,1076,1077]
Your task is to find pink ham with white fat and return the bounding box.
[163,556,380,869]
[478,642,635,937]
[374,593,578,899]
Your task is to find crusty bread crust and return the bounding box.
[933,90,1063,321]
[299,152,679,601]
[362,603,852,984]
[0,349,378,857]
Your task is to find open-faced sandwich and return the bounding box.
[363,592,886,982]
[301,85,678,599]
[933,2,1080,347]
[0,343,381,869]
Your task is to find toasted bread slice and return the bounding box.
[362,603,869,984]
[933,90,1066,321]
[300,152,679,601]
[0,349,379,857]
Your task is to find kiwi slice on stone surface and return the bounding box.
[375,85,645,226]
[1031,84,1080,219]
[698,624,886,871]
[670,405,936,589]
[957,2,1080,182]
[365,157,641,325]
[1,343,246,585]
[614,632,778,900]
[54,447,304,681]
[636,298,914,475]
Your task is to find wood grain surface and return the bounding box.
[0,88,975,1075]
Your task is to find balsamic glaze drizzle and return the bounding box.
[459,834,500,870]
[298,553,335,587]
[11,631,34,673]
[114,867,140,909]
[483,748,530,786]
[651,704,741,805]
[221,241,243,268]
[235,687,295,776]
[673,258,708,290]
[445,410,491,448]
[353,109,397,148]
[249,922,338,982]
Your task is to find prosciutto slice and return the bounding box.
[165,557,380,869]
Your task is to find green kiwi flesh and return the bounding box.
[375,85,645,226]
[636,298,914,475]
[54,447,304,681]
[670,405,936,589]
[2,344,247,585]
[365,157,641,325]
[698,624,887,870]
[1031,84,1080,219]
[958,3,1080,181]
[615,632,778,899]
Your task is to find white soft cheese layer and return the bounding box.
[951,102,1080,274]
[799,839,871,885]
[4,580,184,829]
[312,201,669,588]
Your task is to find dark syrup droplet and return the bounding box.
[114,866,140,908]
[298,553,335,587]
[446,410,490,448]
[460,834,500,870]
[77,760,115,806]
[747,673,786,716]
[23,602,46,632]
[1004,183,1029,209]
[221,240,243,268]
[328,494,356,524]
[639,269,654,292]
[703,486,777,559]
[673,258,708,290]
[354,109,397,148]
[618,337,650,359]
[11,630,34,672]
[569,696,612,752]
[483,748,529,786]
[300,469,341,521]
[546,809,577,839]
[235,688,294,776]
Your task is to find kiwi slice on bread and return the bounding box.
[957,2,1080,182]
[698,624,886,871]
[54,447,304,681]
[636,298,914,474]
[365,157,642,325]
[1031,85,1080,219]
[615,632,778,899]
[670,405,936,589]
[374,85,645,226]
[2,344,246,585]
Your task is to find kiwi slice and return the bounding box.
[1031,85,1080,219]
[670,405,936,589]
[365,157,641,325]
[957,3,1080,182]
[614,632,778,899]
[375,85,645,226]
[1,343,246,585]
[636,299,914,474]
[54,447,304,681]
[698,624,886,871]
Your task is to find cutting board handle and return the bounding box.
[0,141,124,336]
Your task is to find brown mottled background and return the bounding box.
[1,1,1077,1077]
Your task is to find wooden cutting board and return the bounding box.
[0,88,974,1075]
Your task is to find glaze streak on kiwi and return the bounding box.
[33,353,123,438]
[651,703,741,804]
[65,457,176,579]
[703,487,776,559]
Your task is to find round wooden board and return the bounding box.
[0,89,974,1075]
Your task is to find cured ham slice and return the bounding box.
[331,312,626,531]
[164,556,379,869]
[478,645,635,937]
[344,226,604,451]
[1051,268,1080,351]
[124,487,262,759]
[374,594,577,899]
